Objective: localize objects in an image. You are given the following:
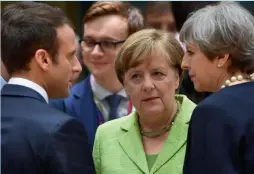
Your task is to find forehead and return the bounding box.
[133,52,171,70]
[56,24,76,51]
[84,15,128,40]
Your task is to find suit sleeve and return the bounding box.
[93,126,102,174]
[183,104,241,174]
[45,118,96,174]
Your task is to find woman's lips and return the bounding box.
[142,97,159,102]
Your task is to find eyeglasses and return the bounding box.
[81,39,125,52]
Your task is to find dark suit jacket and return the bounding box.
[1,84,95,174]
[183,82,254,174]
[50,75,100,151]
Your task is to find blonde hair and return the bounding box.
[115,28,184,84]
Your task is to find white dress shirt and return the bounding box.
[8,77,49,103]
[90,75,134,122]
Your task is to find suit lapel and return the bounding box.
[118,113,149,174]
[71,77,99,149]
[150,119,189,174]
[150,95,193,174]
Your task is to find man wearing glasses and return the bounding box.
[50,1,144,150]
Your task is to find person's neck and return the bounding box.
[11,71,43,87]
[139,100,177,133]
[94,75,123,93]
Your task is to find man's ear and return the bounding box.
[34,49,52,71]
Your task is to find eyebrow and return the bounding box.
[129,66,166,73]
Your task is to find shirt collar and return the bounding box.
[8,77,49,103]
[90,75,128,101]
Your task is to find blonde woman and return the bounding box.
[93,29,196,174]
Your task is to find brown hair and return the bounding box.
[1,2,73,74]
[83,2,144,36]
[115,29,184,84]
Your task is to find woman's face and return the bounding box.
[123,54,179,117]
[181,44,224,92]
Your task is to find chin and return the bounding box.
[92,68,106,76]
[145,108,163,115]
[193,83,205,92]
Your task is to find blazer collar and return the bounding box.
[118,95,195,174]
[72,78,87,99]
[118,113,149,173]
[1,84,47,103]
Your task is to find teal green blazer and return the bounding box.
[93,95,196,174]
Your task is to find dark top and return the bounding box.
[183,82,254,174]
[1,84,95,174]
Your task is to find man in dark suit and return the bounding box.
[1,2,95,174]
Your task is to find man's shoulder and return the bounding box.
[4,98,78,133]
[37,103,80,132]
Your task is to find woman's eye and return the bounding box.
[153,72,164,76]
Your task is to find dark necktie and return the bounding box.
[105,94,122,121]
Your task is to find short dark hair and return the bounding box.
[1,2,73,74]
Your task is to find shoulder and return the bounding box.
[42,107,86,138]
[195,86,254,125]
[191,94,239,127]
[96,113,136,138]
[177,95,196,112]
[29,103,83,134]
[2,103,83,142]
[175,95,196,123]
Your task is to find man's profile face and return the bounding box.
[47,24,81,98]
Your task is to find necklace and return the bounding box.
[221,74,254,89]
[139,101,180,138]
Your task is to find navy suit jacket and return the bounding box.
[1,84,95,174]
[50,75,100,151]
[183,82,254,174]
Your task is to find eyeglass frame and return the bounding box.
[80,39,126,52]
